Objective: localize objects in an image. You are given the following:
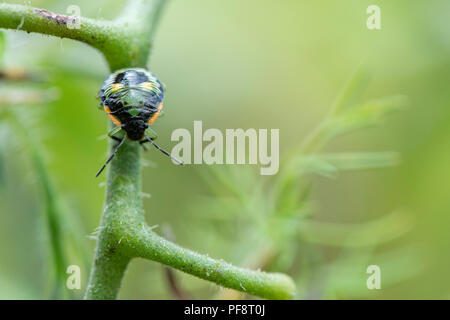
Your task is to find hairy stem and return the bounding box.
[129,228,295,300]
[86,137,295,300]
[85,139,142,299]
[0,1,165,70]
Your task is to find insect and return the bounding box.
[96,67,183,177]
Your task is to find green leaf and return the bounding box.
[323,95,408,143]
[301,95,407,154]
[297,151,400,179]
[320,152,400,170]
[299,210,413,247]
[330,66,371,116]
[322,245,425,298]
[296,156,340,178]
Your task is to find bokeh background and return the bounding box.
[0,0,449,299]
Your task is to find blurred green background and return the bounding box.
[0,0,449,299]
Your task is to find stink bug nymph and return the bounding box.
[96,67,183,177]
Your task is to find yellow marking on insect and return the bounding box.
[148,102,163,125]
[140,82,154,91]
[111,83,124,93]
[104,105,122,126]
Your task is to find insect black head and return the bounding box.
[122,118,148,141]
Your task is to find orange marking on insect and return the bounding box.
[104,105,122,126]
[148,102,163,125]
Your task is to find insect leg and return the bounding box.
[141,135,184,166]
[108,125,123,137]
[96,138,126,177]
[157,110,165,118]
[110,136,122,143]
[107,126,123,144]
[139,140,148,151]
[139,127,157,151]
[146,127,158,140]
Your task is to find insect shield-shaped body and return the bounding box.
[100,68,164,140]
[96,68,182,177]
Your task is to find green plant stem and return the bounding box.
[130,228,295,300]
[1,0,296,300]
[85,137,142,299]
[0,1,165,70]
[85,136,295,300]
[6,110,68,298]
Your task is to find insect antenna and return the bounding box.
[141,138,184,166]
[95,138,126,177]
